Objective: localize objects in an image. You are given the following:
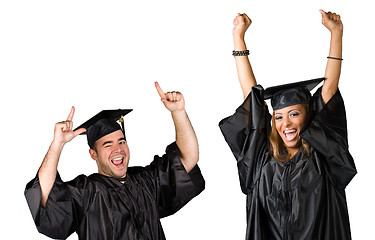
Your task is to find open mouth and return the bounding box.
[284,129,298,141]
[111,157,124,166]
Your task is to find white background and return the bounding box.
[1,0,374,239]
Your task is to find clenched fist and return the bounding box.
[320,9,343,35]
[233,13,252,40]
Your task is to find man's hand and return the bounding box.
[233,13,252,40]
[320,9,343,35]
[53,106,86,146]
[155,82,185,113]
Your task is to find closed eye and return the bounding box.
[275,115,283,120]
[290,112,300,117]
[102,141,113,148]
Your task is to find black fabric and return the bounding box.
[25,142,205,240]
[87,118,122,148]
[219,85,356,240]
[270,87,311,110]
[74,109,132,148]
[263,77,324,110]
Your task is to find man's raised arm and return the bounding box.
[155,82,199,173]
[38,107,86,207]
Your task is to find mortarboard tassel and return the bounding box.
[119,115,126,141]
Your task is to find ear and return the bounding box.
[89,148,98,161]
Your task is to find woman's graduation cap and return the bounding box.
[264,77,325,110]
[74,109,132,149]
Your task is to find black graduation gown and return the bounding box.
[25,142,205,240]
[219,85,356,240]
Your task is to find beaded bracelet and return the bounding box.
[233,50,250,57]
[327,56,343,61]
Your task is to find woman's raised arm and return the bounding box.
[233,13,257,100]
[320,9,343,104]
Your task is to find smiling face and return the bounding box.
[274,104,307,155]
[89,130,130,179]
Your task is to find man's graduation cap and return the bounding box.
[264,77,324,110]
[74,109,132,149]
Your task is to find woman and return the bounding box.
[219,10,356,239]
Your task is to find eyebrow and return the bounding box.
[102,138,126,147]
[275,109,300,115]
[288,109,300,113]
[102,140,113,146]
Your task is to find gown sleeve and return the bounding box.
[219,85,272,194]
[24,172,93,239]
[300,87,357,189]
[149,142,205,218]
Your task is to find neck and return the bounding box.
[287,147,299,159]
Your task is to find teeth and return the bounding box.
[284,129,296,133]
[111,156,124,166]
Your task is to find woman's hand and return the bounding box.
[233,13,252,40]
[320,9,343,35]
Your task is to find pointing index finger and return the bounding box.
[155,82,166,99]
[319,9,328,18]
[67,106,75,121]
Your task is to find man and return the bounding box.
[25,82,205,239]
